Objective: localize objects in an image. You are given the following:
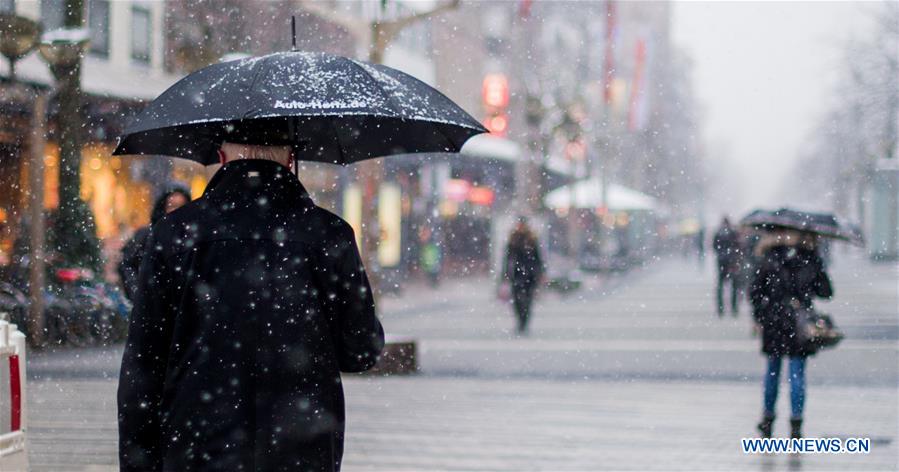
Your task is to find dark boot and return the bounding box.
[790,418,803,439]
[757,415,775,438]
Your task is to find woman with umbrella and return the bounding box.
[744,208,858,439]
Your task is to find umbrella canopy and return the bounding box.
[740,208,864,245]
[113,52,486,165]
[544,177,659,212]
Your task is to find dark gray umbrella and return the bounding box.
[112,51,486,165]
[741,208,864,245]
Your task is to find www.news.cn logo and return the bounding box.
[742,437,871,454]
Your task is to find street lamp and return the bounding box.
[37,26,101,277]
[38,27,90,72]
[0,13,41,81]
[38,27,89,208]
[0,13,47,345]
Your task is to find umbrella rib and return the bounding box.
[345,60,471,155]
[347,59,406,119]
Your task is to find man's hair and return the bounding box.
[220,142,292,166]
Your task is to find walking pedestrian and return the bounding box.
[419,228,442,288]
[117,187,190,302]
[118,143,385,471]
[749,229,832,439]
[713,217,742,316]
[502,217,544,335]
[696,226,706,267]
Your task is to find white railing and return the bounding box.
[0,315,28,471]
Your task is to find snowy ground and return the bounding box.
[25,252,898,471]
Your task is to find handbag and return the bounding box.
[795,307,844,352]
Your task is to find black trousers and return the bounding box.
[512,284,535,331]
[717,268,740,313]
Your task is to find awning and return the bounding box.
[459,134,521,162]
[459,136,579,191]
[544,177,658,211]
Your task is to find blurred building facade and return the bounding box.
[1,0,706,284]
[0,0,186,270]
[454,1,703,271]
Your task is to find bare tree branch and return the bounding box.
[379,0,460,33]
[296,0,368,40]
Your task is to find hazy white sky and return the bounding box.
[671,1,873,219]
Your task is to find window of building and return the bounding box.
[40,0,64,31]
[131,6,151,64]
[88,0,110,57]
[0,0,15,13]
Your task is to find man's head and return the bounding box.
[218,142,293,168]
[150,187,191,224]
[515,215,530,232]
[165,191,189,214]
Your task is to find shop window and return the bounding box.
[79,145,153,239]
[88,0,110,57]
[42,144,59,209]
[131,6,151,64]
[40,0,64,31]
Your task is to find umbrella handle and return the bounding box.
[287,116,310,176]
[289,116,297,175]
[291,16,297,52]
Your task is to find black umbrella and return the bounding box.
[112,51,486,165]
[740,208,864,245]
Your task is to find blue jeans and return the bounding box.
[763,355,806,419]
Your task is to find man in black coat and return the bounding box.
[502,217,544,334]
[713,217,742,316]
[118,143,385,471]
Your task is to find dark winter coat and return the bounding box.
[503,229,544,290]
[713,225,741,275]
[118,159,385,472]
[749,245,833,357]
[118,188,190,301]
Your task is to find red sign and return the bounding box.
[484,114,509,136]
[468,187,495,206]
[444,179,471,202]
[482,74,509,109]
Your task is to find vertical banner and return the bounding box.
[603,0,618,106]
[378,183,402,268]
[628,36,651,132]
[627,38,646,131]
[343,184,362,249]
